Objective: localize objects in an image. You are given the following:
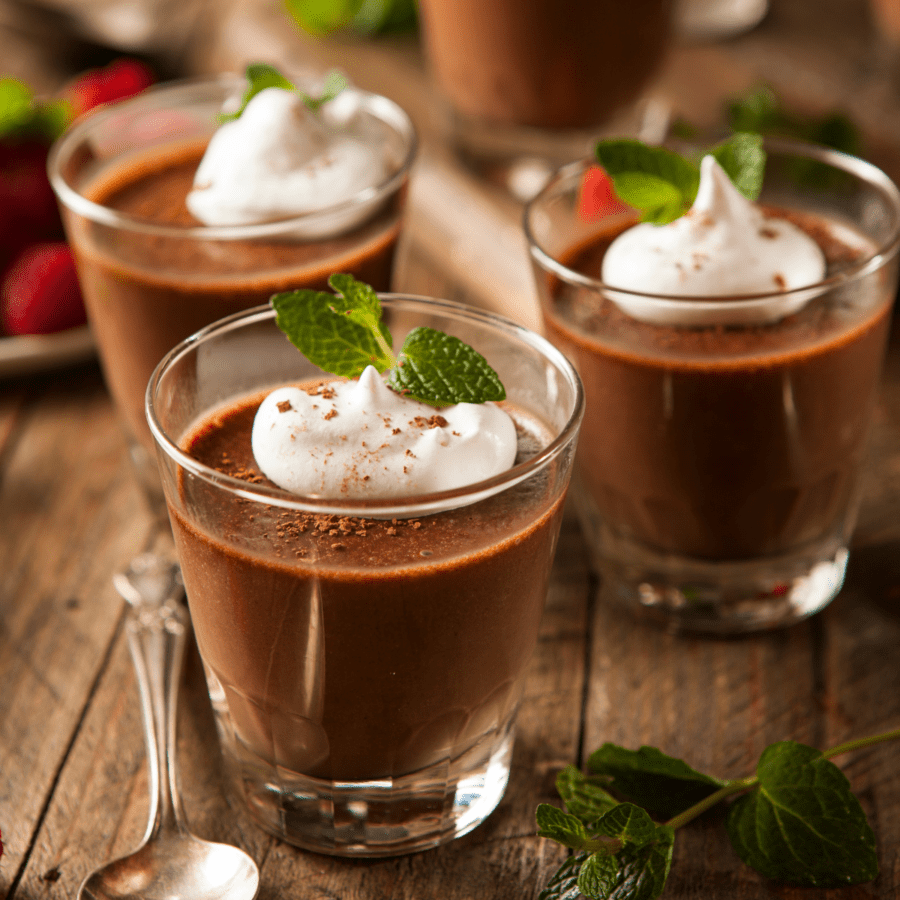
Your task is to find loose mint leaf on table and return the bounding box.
[725,740,879,887]
[556,765,619,825]
[220,63,347,122]
[589,744,725,819]
[590,806,674,900]
[271,274,507,406]
[537,803,592,850]
[540,853,590,900]
[594,133,766,225]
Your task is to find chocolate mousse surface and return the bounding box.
[543,210,892,561]
[66,139,403,448]
[168,387,565,782]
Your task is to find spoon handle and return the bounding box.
[126,595,190,842]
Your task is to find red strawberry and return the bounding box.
[1,242,87,335]
[0,137,64,257]
[63,58,156,120]
[578,165,631,222]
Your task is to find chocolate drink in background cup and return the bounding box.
[48,67,416,513]
[524,135,900,633]
[417,0,673,201]
[146,277,584,856]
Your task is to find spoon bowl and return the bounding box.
[78,553,260,900]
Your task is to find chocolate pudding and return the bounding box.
[64,139,405,450]
[542,211,892,562]
[418,0,672,129]
[168,388,564,782]
[147,295,583,851]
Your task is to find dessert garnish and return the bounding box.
[593,132,766,225]
[591,133,827,324]
[187,65,380,232]
[218,63,348,123]
[536,726,900,899]
[254,274,515,501]
[270,273,506,406]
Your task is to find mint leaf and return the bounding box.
[588,744,724,819]
[537,803,591,850]
[594,134,766,224]
[220,63,346,122]
[556,765,619,826]
[0,78,67,142]
[539,853,589,900]
[707,133,766,200]
[586,805,675,900]
[594,140,700,224]
[271,274,507,405]
[270,284,394,378]
[725,741,878,887]
[303,70,348,112]
[390,327,506,405]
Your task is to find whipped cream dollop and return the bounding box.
[251,367,518,506]
[187,85,386,237]
[600,155,827,325]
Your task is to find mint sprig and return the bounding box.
[594,133,766,225]
[537,728,900,899]
[270,274,507,406]
[219,63,348,122]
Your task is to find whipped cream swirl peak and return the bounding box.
[251,366,517,502]
[187,84,386,235]
[600,154,827,325]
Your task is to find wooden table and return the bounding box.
[3,1,900,897]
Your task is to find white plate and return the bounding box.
[0,325,95,378]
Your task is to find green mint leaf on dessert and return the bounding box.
[707,132,766,200]
[220,63,347,122]
[594,140,699,225]
[271,277,394,378]
[389,326,506,405]
[594,134,766,224]
[271,274,507,405]
[556,765,619,826]
[303,70,349,111]
[725,741,878,887]
[588,744,724,819]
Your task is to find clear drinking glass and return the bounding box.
[48,75,416,513]
[417,0,673,201]
[146,296,583,855]
[524,139,900,633]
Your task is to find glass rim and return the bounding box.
[522,136,900,307]
[146,294,585,517]
[47,74,418,241]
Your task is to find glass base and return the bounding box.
[443,96,671,202]
[213,699,516,856]
[576,495,850,634]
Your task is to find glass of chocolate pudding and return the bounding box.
[417,0,672,200]
[48,76,416,512]
[146,295,583,856]
[525,139,900,633]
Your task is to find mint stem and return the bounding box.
[822,726,900,760]
[665,776,757,830]
[663,726,900,831]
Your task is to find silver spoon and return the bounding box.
[78,553,260,900]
